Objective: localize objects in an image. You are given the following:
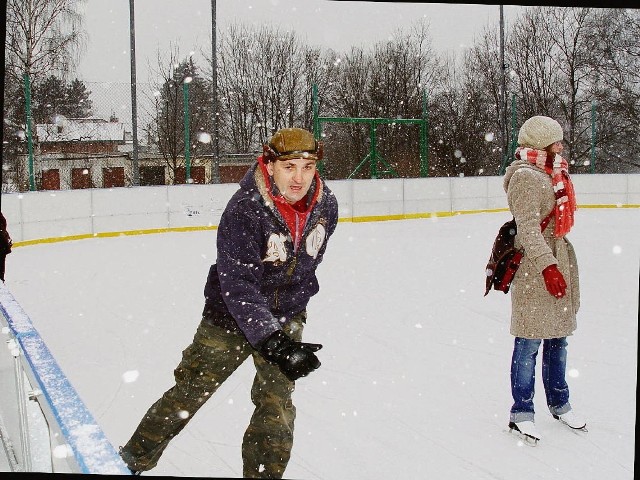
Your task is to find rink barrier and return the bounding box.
[3,174,639,247]
[7,203,640,248]
[0,284,132,474]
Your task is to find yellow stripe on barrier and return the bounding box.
[10,204,639,248]
[12,225,218,248]
[577,204,640,209]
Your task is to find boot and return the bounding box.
[509,420,541,441]
[553,410,587,430]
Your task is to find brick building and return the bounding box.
[17,117,255,190]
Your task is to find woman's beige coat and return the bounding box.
[503,160,580,339]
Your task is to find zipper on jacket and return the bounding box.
[286,256,297,278]
[293,213,300,253]
[274,255,298,311]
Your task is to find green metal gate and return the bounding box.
[312,84,429,179]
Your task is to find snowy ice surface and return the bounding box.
[5,207,639,479]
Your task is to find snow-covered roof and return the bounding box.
[36,117,125,143]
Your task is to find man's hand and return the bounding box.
[259,330,322,381]
[542,264,567,298]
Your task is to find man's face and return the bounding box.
[266,157,317,204]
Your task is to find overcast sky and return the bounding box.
[76,0,527,84]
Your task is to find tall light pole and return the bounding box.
[499,5,508,174]
[183,77,192,183]
[129,0,140,186]
[211,0,220,183]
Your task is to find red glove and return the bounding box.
[542,264,567,298]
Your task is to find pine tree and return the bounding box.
[31,76,94,123]
[65,79,93,118]
[32,76,67,123]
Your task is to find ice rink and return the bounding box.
[5,207,639,479]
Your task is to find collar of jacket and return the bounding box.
[503,159,549,191]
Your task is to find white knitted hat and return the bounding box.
[517,116,563,150]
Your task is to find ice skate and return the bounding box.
[508,420,541,446]
[553,410,587,431]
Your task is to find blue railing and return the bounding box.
[0,284,131,474]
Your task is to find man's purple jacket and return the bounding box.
[203,161,339,348]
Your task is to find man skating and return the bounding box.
[120,127,338,478]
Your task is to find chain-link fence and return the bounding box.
[3,75,638,194]
[2,77,232,192]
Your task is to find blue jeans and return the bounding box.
[510,337,571,423]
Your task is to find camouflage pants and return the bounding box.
[120,312,306,479]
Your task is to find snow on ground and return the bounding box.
[4,207,639,479]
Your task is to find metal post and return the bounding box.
[0,14,5,201]
[11,340,32,471]
[129,0,140,186]
[23,74,35,191]
[210,0,220,184]
[420,89,428,177]
[312,83,319,138]
[312,84,325,176]
[500,93,516,175]
[499,5,508,176]
[183,81,191,182]
[591,100,596,174]
[369,125,378,179]
[510,93,517,160]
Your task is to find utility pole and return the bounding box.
[499,5,508,174]
[211,0,220,183]
[129,0,140,186]
[0,0,5,204]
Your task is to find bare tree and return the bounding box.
[428,53,494,177]
[326,20,443,179]
[582,8,640,172]
[503,6,638,172]
[321,46,373,179]
[463,26,510,174]
[506,7,563,121]
[5,0,86,85]
[210,23,334,156]
[3,0,86,191]
[546,7,598,169]
[241,25,309,142]
[145,45,212,184]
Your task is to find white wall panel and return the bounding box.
[325,179,353,219]
[352,178,404,218]
[3,174,639,243]
[403,177,452,215]
[167,184,235,229]
[451,177,490,211]
[627,174,640,205]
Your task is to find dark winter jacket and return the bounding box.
[203,160,339,348]
[0,212,12,256]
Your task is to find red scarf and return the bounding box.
[515,147,577,237]
[258,157,320,250]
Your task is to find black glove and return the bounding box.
[259,330,322,381]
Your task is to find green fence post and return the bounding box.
[499,93,517,175]
[183,80,191,183]
[370,123,378,179]
[312,83,324,176]
[23,73,36,191]
[312,83,319,138]
[420,89,429,177]
[509,94,517,166]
